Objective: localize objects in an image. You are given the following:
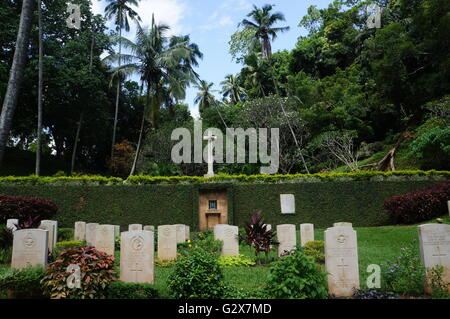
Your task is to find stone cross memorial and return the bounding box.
[325,226,360,297]
[157,225,177,260]
[39,220,57,253]
[74,221,86,241]
[86,223,99,246]
[203,131,217,178]
[300,223,315,247]
[95,225,115,256]
[277,224,297,256]
[214,224,239,256]
[120,230,154,284]
[11,229,48,269]
[418,224,450,293]
[129,224,143,231]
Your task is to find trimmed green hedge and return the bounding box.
[0,171,447,229]
[0,170,448,185]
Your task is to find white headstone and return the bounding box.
[277,224,297,256]
[85,223,99,246]
[175,224,187,244]
[6,219,18,232]
[95,225,115,256]
[418,224,450,293]
[157,225,177,261]
[40,220,58,247]
[120,230,154,284]
[11,229,48,269]
[214,224,239,256]
[39,220,57,252]
[114,225,120,238]
[129,224,143,231]
[333,222,353,228]
[185,225,190,241]
[300,223,315,247]
[144,225,154,232]
[74,221,86,242]
[280,194,295,214]
[325,226,360,297]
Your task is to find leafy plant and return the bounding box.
[265,249,328,299]
[0,266,46,299]
[303,240,325,264]
[107,281,159,299]
[41,246,116,299]
[381,240,426,296]
[218,254,255,268]
[427,265,450,299]
[239,211,278,264]
[57,228,74,242]
[352,289,396,299]
[0,247,12,264]
[168,246,226,299]
[0,194,58,224]
[384,181,450,224]
[0,224,13,249]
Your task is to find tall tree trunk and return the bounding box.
[0,0,35,166]
[111,27,122,160]
[129,113,145,177]
[71,32,95,175]
[36,0,43,176]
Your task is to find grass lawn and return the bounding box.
[1,216,449,298]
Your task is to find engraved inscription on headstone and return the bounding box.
[277,224,296,256]
[214,224,239,256]
[325,226,360,297]
[120,230,154,283]
[157,225,177,261]
[11,229,48,269]
[300,223,314,247]
[74,221,86,242]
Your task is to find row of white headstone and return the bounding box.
[8,220,450,296]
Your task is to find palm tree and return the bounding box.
[104,0,141,160]
[105,15,201,176]
[220,74,246,105]
[0,0,35,166]
[242,53,267,97]
[194,80,217,114]
[239,4,290,60]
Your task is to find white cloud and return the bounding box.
[91,0,187,37]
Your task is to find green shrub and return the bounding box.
[57,228,74,242]
[168,247,226,299]
[0,224,13,249]
[0,247,12,264]
[178,232,222,256]
[218,255,255,268]
[53,241,85,256]
[265,249,328,299]
[303,240,325,264]
[106,281,159,299]
[427,265,450,299]
[42,246,116,299]
[0,266,46,299]
[381,240,426,296]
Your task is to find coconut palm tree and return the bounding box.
[242,53,267,97]
[220,74,246,105]
[194,80,217,114]
[104,0,141,160]
[105,15,201,176]
[0,0,35,166]
[239,4,290,60]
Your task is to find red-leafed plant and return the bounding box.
[0,194,58,224]
[384,180,450,224]
[240,211,278,264]
[41,246,116,299]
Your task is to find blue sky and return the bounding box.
[91,0,334,118]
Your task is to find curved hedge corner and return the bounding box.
[384,180,450,224]
[0,171,448,229]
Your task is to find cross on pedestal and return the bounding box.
[131,262,143,282]
[203,131,217,178]
[337,258,349,278]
